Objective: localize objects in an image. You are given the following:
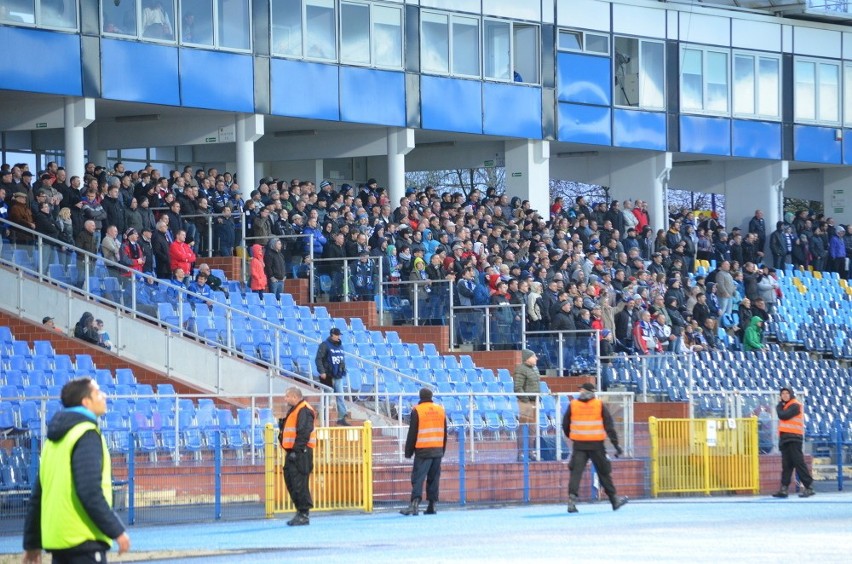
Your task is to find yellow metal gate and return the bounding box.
[265,422,373,516]
[649,417,759,497]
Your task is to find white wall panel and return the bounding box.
[557,0,610,32]
[667,10,678,41]
[843,32,852,60]
[732,19,779,53]
[483,0,541,22]
[679,12,729,47]
[613,4,665,40]
[420,0,480,15]
[782,25,793,54]
[794,27,841,59]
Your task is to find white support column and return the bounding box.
[313,159,324,190]
[235,113,264,198]
[719,160,785,246]
[387,127,415,205]
[505,139,550,219]
[64,97,94,179]
[85,123,107,170]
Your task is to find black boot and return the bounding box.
[566,494,579,514]
[610,495,628,511]
[400,498,420,516]
[798,486,815,498]
[771,486,788,498]
[287,512,310,526]
[424,501,436,515]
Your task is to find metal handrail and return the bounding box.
[0,217,428,395]
[452,302,528,351]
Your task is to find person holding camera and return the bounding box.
[562,383,628,514]
[278,387,316,526]
[771,387,815,499]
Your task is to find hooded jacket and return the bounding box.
[743,315,764,352]
[23,409,125,553]
[249,243,267,291]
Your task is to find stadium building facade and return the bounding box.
[1,0,852,232]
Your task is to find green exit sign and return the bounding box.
[205,137,217,143]
[36,122,47,128]
[484,160,494,167]
[511,172,522,177]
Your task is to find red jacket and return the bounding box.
[169,240,196,273]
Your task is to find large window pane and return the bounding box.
[181,0,213,46]
[272,0,302,57]
[421,12,449,74]
[484,19,511,81]
[103,0,137,36]
[341,2,370,65]
[819,62,839,123]
[513,24,539,83]
[640,40,664,109]
[845,65,852,125]
[373,5,402,68]
[794,60,816,121]
[306,0,336,60]
[733,55,755,115]
[218,0,250,50]
[40,0,76,29]
[706,51,728,113]
[452,16,479,76]
[141,0,175,41]
[681,49,703,111]
[758,57,779,117]
[1,0,34,25]
[614,36,638,107]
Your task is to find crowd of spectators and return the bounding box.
[3,159,850,377]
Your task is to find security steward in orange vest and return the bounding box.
[562,382,628,513]
[278,387,316,526]
[772,387,815,498]
[401,388,447,516]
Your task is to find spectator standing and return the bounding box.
[119,228,145,277]
[278,387,316,526]
[264,238,287,300]
[715,261,736,317]
[168,229,196,275]
[151,221,173,279]
[771,387,815,499]
[829,227,846,276]
[400,388,447,516]
[315,328,349,426]
[562,383,628,514]
[512,349,540,460]
[748,209,766,254]
[23,377,130,563]
[249,243,267,294]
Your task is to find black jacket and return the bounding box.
[23,410,125,552]
[279,400,316,453]
[404,400,448,459]
[151,231,171,278]
[562,393,620,451]
[264,242,287,281]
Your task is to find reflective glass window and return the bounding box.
[305,0,336,60]
[271,0,302,57]
[640,40,664,110]
[102,0,137,36]
[452,16,479,77]
[757,56,779,118]
[373,4,401,68]
[706,50,728,113]
[733,54,755,115]
[844,64,852,125]
[181,0,212,46]
[558,30,581,51]
[218,0,250,50]
[681,48,703,111]
[483,19,511,81]
[586,33,609,55]
[39,0,76,29]
[794,60,816,121]
[341,2,370,65]
[141,0,176,41]
[421,12,449,74]
[818,62,839,123]
[513,23,538,84]
[0,0,35,25]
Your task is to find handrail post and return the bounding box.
[520,303,527,351]
[413,281,419,327]
[240,213,247,286]
[377,258,384,322]
[308,234,315,304]
[448,282,455,349]
[207,216,213,258]
[484,306,491,352]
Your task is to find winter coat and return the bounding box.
[249,244,267,291]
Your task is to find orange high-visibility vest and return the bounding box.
[778,399,804,436]
[279,401,317,449]
[569,398,607,442]
[414,402,446,449]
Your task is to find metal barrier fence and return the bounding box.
[265,423,373,516]
[649,417,760,497]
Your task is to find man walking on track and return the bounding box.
[562,382,628,514]
[23,377,131,563]
[772,386,815,499]
[316,327,349,426]
[400,388,447,516]
[279,387,316,526]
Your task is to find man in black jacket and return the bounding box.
[563,383,627,513]
[278,387,316,526]
[771,387,815,499]
[264,238,287,299]
[23,378,130,562]
[315,328,349,425]
[400,388,447,516]
[152,221,172,279]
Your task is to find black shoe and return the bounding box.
[798,487,815,498]
[337,418,351,426]
[771,486,788,498]
[610,496,628,511]
[566,494,579,514]
[424,501,436,515]
[287,512,310,526]
[400,498,420,516]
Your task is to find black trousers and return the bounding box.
[568,447,617,498]
[51,548,108,564]
[780,440,813,488]
[410,455,442,502]
[284,450,314,513]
